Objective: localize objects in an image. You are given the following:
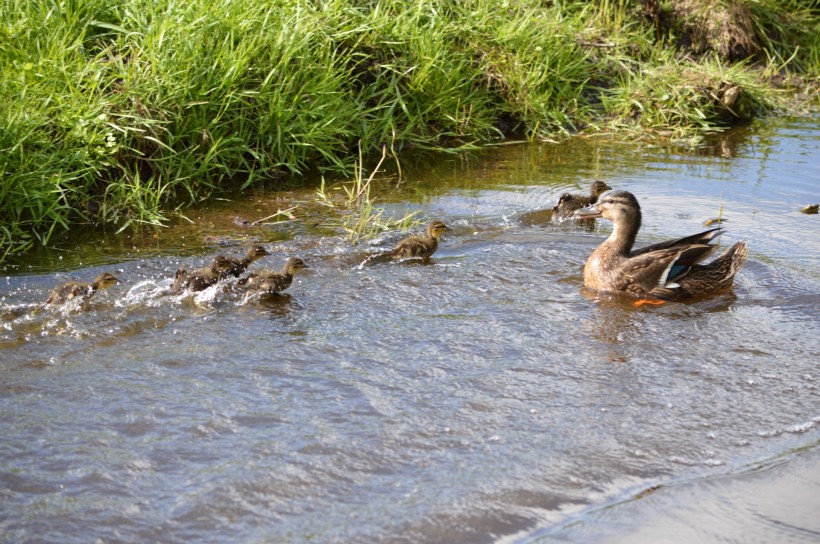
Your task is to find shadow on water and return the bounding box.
[1,117,819,543]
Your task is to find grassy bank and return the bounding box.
[1,0,817,258]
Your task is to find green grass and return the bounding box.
[1,0,817,259]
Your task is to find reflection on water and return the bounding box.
[1,117,819,543]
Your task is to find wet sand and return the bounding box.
[537,446,820,543]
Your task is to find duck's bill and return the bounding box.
[575,205,602,218]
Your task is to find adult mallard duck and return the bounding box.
[553,181,612,220]
[388,219,451,260]
[172,256,234,293]
[238,257,307,299]
[576,190,748,302]
[222,245,271,277]
[45,272,119,305]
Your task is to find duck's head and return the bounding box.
[576,190,641,225]
[427,220,451,239]
[590,180,612,198]
[246,245,271,260]
[284,257,307,275]
[94,272,120,289]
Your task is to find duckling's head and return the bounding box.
[284,257,307,275]
[590,180,612,198]
[576,190,641,226]
[246,245,271,260]
[94,272,120,289]
[427,220,451,239]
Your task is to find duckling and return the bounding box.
[172,256,234,293]
[221,245,271,277]
[576,190,748,301]
[239,257,307,299]
[388,220,451,260]
[553,181,612,220]
[45,272,119,305]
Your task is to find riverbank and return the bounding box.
[1,0,817,259]
[532,444,820,543]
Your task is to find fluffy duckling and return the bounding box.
[388,220,451,260]
[553,181,612,220]
[172,256,234,293]
[239,257,307,300]
[222,245,271,277]
[45,272,119,305]
[576,190,748,301]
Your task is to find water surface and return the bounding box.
[1,117,819,543]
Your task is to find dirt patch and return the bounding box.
[665,0,761,61]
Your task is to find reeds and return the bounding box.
[315,144,420,244]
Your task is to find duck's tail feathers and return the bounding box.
[676,241,748,298]
[722,241,749,276]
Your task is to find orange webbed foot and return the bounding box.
[633,298,666,308]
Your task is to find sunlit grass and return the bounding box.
[0,0,816,259]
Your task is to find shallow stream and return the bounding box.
[2,116,819,543]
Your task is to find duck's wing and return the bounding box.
[46,282,86,304]
[45,285,68,304]
[612,244,717,296]
[223,257,245,277]
[630,227,723,257]
[393,236,436,259]
[257,273,291,293]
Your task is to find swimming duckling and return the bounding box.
[222,245,271,277]
[388,220,451,260]
[553,181,612,220]
[576,190,748,302]
[45,272,119,305]
[172,256,234,293]
[239,257,307,300]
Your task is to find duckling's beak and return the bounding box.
[575,204,602,218]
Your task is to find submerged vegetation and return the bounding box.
[1,0,817,258]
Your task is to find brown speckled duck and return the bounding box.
[222,245,271,277]
[172,256,234,293]
[45,272,119,305]
[388,220,451,260]
[239,257,307,299]
[553,181,612,220]
[576,190,748,302]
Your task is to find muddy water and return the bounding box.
[1,117,818,543]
